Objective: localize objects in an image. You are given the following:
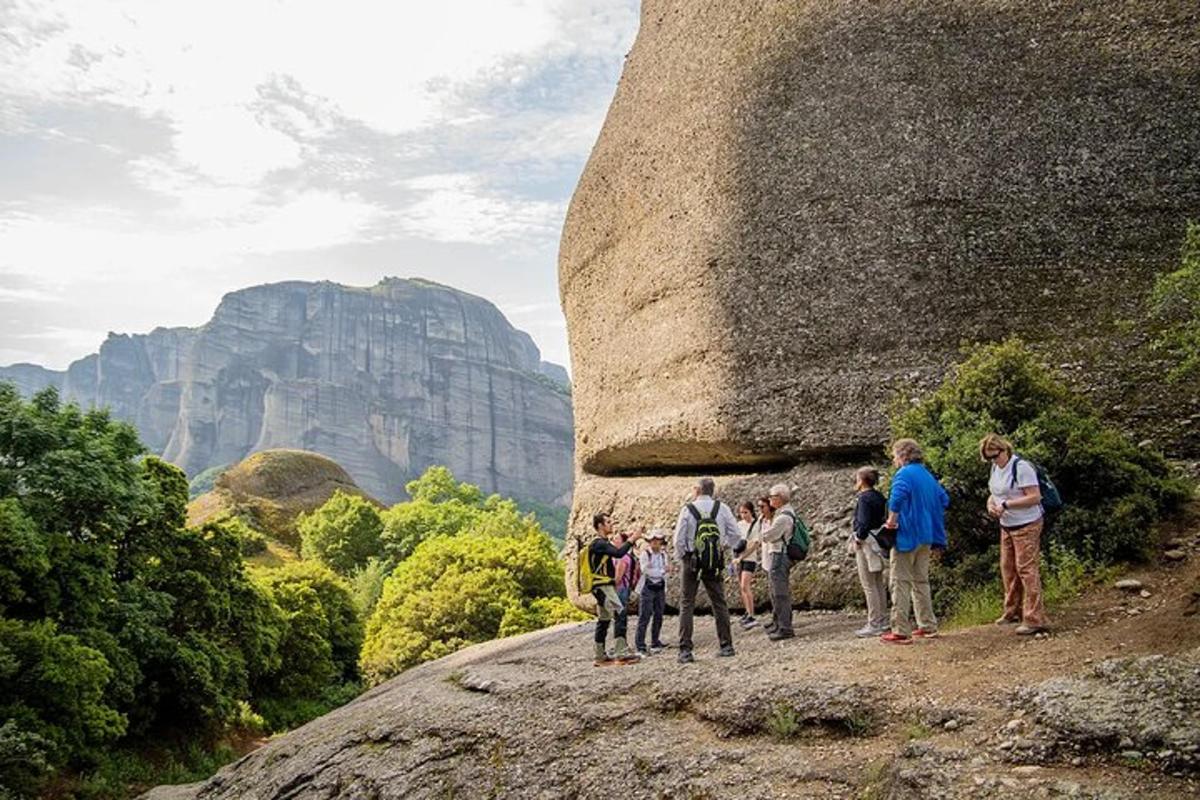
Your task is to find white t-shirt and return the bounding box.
[989,456,1043,527]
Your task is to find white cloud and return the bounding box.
[397,173,563,244]
[0,0,640,368]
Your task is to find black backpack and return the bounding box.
[686,500,724,575]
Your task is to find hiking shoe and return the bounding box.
[763,623,777,634]
[912,628,938,639]
[650,641,669,650]
[1015,624,1047,636]
[617,652,643,664]
[741,616,760,630]
[593,655,617,667]
[636,648,649,657]
[880,632,912,645]
[716,645,736,657]
[994,616,1020,626]
[649,645,664,655]
[677,650,695,664]
[855,625,887,638]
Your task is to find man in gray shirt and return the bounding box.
[673,477,743,663]
[760,483,796,640]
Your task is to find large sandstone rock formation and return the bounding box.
[561,1,1200,607]
[1,279,573,505]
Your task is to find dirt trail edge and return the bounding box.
[143,541,1200,800]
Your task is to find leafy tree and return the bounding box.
[891,339,1190,610]
[378,466,513,562]
[1146,221,1200,383]
[360,503,577,684]
[298,490,384,575]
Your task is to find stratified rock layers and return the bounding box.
[3,279,573,505]
[559,1,1200,609]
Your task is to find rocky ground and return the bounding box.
[144,534,1200,800]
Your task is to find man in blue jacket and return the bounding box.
[881,438,948,644]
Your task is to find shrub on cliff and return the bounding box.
[359,504,582,684]
[1147,220,1200,383]
[890,339,1189,611]
[298,490,384,576]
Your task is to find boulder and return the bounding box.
[559,0,1200,608]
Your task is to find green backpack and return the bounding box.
[686,500,725,575]
[780,508,810,562]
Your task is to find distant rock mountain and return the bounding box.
[0,278,573,505]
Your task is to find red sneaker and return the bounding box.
[880,632,912,645]
[912,628,938,639]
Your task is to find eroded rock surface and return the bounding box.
[559,0,1200,611]
[1,279,573,505]
[561,0,1200,478]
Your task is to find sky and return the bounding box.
[0,0,641,370]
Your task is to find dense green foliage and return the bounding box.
[0,383,576,797]
[0,386,363,798]
[1148,221,1200,383]
[360,499,583,684]
[378,466,490,562]
[298,490,384,575]
[890,339,1189,612]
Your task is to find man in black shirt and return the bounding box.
[588,512,642,665]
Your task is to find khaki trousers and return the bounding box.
[1000,519,1048,627]
[855,547,888,630]
[890,545,936,636]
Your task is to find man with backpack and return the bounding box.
[673,477,743,663]
[583,512,642,666]
[760,483,799,640]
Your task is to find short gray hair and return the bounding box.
[697,477,716,496]
[768,483,791,501]
[892,438,924,464]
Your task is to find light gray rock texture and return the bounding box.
[559,0,1200,608]
[0,279,573,505]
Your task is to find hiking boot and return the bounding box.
[650,641,669,650]
[763,622,777,634]
[617,652,643,664]
[855,625,887,638]
[716,645,736,657]
[994,616,1020,626]
[593,654,617,667]
[648,645,664,655]
[880,632,912,645]
[677,649,695,664]
[912,628,938,639]
[741,616,760,630]
[767,630,794,641]
[1015,624,1047,636]
[636,648,649,657]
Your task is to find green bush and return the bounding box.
[891,339,1189,613]
[253,562,363,703]
[360,503,568,684]
[1147,221,1200,383]
[298,490,384,576]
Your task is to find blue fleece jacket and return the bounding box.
[888,463,949,552]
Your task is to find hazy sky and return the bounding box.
[0,0,640,370]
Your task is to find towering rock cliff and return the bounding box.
[559,1,1200,607]
[1,279,573,505]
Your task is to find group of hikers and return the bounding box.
[583,434,1052,665]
